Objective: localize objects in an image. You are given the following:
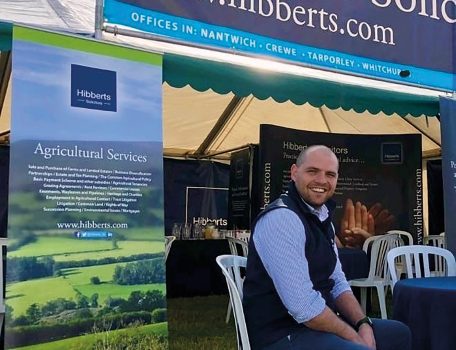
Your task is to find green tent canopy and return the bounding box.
[163,53,440,118]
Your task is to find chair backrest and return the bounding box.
[362,234,399,282]
[386,230,413,245]
[227,237,249,257]
[164,235,176,262]
[424,235,446,248]
[422,235,447,279]
[387,245,456,287]
[236,231,251,244]
[384,232,406,250]
[216,255,250,350]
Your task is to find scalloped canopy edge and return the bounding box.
[163,53,440,118]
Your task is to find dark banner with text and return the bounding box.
[104,0,455,90]
[228,148,253,229]
[440,98,456,254]
[257,124,423,247]
[164,158,230,235]
[7,26,166,349]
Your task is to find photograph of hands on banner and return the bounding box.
[337,199,395,249]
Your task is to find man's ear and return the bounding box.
[290,164,298,182]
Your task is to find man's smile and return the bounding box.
[309,186,327,193]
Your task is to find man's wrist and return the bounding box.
[355,316,373,331]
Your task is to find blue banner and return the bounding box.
[104,0,455,91]
[7,27,166,349]
[440,97,456,254]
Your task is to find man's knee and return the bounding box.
[372,319,411,350]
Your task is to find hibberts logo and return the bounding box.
[71,64,117,112]
[381,142,403,164]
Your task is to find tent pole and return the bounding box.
[319,106,332,132]
[402,117,441,147]
[199,144,252,159]
[95,0,104,39]
[194,96,244,157]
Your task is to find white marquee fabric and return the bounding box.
[0,0,94,35]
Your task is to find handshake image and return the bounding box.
[337,198,395,248]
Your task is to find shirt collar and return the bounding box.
[301,199,329,222]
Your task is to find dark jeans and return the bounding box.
[262,319,411,350]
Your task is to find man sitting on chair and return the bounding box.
[243,145,410,350]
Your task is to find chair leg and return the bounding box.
[360,288,367,313]
[226,300,232,323]
[376,285,388,319]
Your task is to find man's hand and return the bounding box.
[339,199,374,248]
[358,323,376,350]
[334,292,377,349]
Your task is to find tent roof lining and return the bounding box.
[163,53,440,118]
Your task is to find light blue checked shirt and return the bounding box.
[253,203,351,323]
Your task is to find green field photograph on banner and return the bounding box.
[6,26,166,349]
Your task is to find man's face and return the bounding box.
[291,149,338,208]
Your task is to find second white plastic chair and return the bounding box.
[216,255,250,350]
[226,237,249,323]
[424,234,446,248]
[164,235,176,262]
[387,245,456,288]
[348,234,399,319]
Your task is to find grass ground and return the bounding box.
[164,289,392,350]
[167,295,237,350]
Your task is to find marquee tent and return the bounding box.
[0,0,447,159]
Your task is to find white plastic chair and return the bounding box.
[236,231,251,244]
[348,234,399,319]
[216,255,250,350]
[225,237,249,323]
[227,237,249,258]
[387,245,456,288]
[423,236,447,277]
[424,235,446,248]
[385,231,412,281]
[164,235,176,262]
[386,230,413,245]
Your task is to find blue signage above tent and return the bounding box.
[103,0,455,91]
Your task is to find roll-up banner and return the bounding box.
[440,97,456,254]
[7,26,167,348]
[228,148,253,229]
[257,124,423,246]
[103,0,455,91]
[227,145,261,229]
